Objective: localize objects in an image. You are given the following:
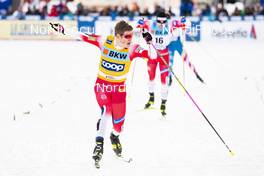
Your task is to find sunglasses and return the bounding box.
[157,20,167,24]
[122,34,133,39]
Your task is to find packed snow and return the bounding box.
[0,39,264,176]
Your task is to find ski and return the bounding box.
[136,107,157,112]
[93,155,132,169]
[116,155,133,163]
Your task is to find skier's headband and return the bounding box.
[156,17,167,24]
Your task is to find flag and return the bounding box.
[250,24,257,39]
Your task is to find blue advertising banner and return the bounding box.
[78,17,96,34]
[185,21,201,42]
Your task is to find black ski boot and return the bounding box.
[92,137,104,168]
[160,99,167,116]
[110,132,122,157]
[145,92,154,109]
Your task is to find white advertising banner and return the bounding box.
[201,21,263,41]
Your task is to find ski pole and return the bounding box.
[131,59,137,86]
[181,50,204,83]
[151,43,234,156]
[182,52,186,94]
[127,59,137,99]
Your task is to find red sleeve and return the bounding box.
[79,33,102,49]
[129,44,149,61]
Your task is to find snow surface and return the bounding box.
[0,40,264,176]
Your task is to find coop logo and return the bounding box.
[103,48,128,60]
[101,60,125,72]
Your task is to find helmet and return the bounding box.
[156,12,168,24]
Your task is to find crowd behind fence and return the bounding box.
[1,0,264,20]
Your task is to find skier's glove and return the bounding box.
[136,18,149,30]
[49,23,65,35]
[172,16,187,31]
[142,32,152,44]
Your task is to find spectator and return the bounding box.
[0,0,12,16]
[180,0,193,16]
[12,5,25,19]
[139,8,151,16]
[168,7,175,16]
[6,0,263,19]
[232,7,241,16]
[66,0,77,15]
[48,5,58,16]
[201,4,212,16]
[39,0,48,17]
[153,4,164,16]
[215,3,229,17]
[244,6,254,15]
[130,2,139,16]
[109,6,118,18]
[100,6,110,16]
[259,5,264,15]
[118,5,129,16]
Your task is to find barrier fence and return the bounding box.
[0,16,263,41]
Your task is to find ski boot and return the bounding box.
[160,99,167,117]
[110,132,122,157]
[144,92,154,109]
[92,137,104,168]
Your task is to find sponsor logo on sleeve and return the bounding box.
[106,39,113,44]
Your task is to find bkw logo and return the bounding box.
[102,60,125,72]
[104,49,127,60]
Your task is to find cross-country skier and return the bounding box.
[137,12,185,116]
[168,17,205,85]
[168,16,186,86]
[50,20,156,168]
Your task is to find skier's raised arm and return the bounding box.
[49,22,102,49]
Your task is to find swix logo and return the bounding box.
[155,29,169,35]
[102,60,125,72]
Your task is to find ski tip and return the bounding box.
[127,158,133,163]
[160,115,166,119]
[161,112,167,117]
[145,107,156,110]
[137,107,156,112]
[95,162,100,169]
[118,155,133,163]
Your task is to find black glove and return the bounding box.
[142,31,152,43]
[49,23,65,35]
